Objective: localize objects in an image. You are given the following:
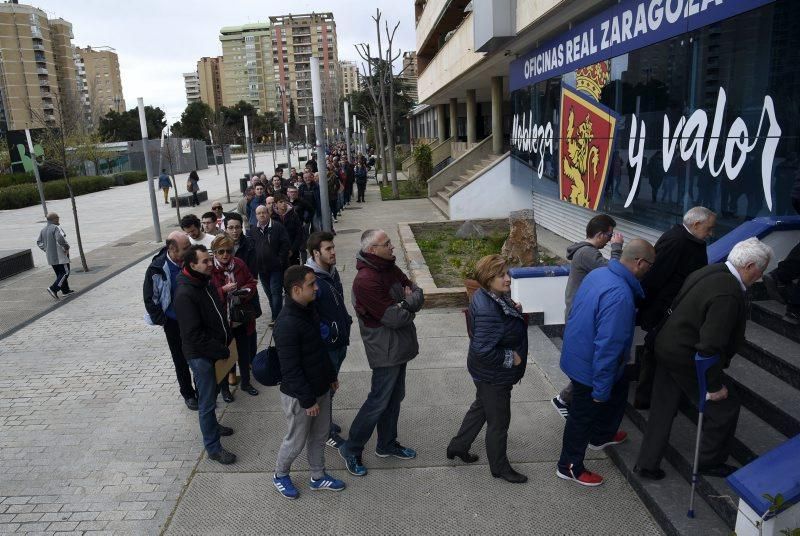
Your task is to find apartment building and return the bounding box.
[396,51,418,104]
[197,56,223,111]
[75,46,126,124]
[219,12,340,126]
[0,3,78,131]
[340,60,358,97]
[183,71,200,105]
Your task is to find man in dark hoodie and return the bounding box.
[246,183,267,232]
[143,231,197,410]
[306,231,353,448]
[551,214,624,418]
[173,245,236,465]
[338,229,424,476]
[273,194,304,266]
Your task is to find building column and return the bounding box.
[491,76,503,154]
[449,98,458,141]
[466,89,476,145]
[437,103,447,143]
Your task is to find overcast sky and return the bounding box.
[28,1,416,124]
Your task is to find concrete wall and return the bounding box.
[449,155,530,219]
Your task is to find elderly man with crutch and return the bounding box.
[634,238,773,487]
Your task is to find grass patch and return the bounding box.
[415,224,565,288]
[380,180,427,200]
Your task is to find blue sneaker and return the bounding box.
[272,473,299,499]
[375,441,417,460]
[338,446,367,476]
[309,473,345,491]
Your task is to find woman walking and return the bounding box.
[210,234,260,403]
[158,169,172,204]
[447,254,528,483]
[354,161,368,203]
[188,170,200,207]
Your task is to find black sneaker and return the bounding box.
[218,425,234,436]
[325,433,345,449]
[46,288,59,300]
[61,289,75,296]
[551,396,569,419]
[208,448,236,465]
[221,389,234,403]
[375,442,416,459]
[184,397,199,411]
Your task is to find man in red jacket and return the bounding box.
[338,229,424,476]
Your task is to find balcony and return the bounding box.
[38,79,50,87]
[36,67,48,75]
[42,102,54,110]
[33,43,45,52]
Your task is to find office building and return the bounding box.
[183,71,200,106]
[75,46,126,124]
[197,56,223,111]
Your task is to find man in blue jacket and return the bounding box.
[306,231,353,448]
[556,239,655,487]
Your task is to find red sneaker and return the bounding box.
[557,465,604,487]
[588,430,628,450]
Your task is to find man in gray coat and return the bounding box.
[338,229,424,477]
[37,212,73,300]
[552,214,623,418]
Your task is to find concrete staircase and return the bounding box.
[539,284,800,535]
[429,154,501,217]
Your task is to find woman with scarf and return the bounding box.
[210,234,259,402]
[447,254,529,483]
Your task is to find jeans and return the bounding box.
[163,318,196,400]
[50,263,71,293]
[259,271,283,320]
[342,363,407,457]
[187,358,222,454]
[558,377,628,475]
[328,347,348,436]
[275,392,331,480]
[449,381,513,474]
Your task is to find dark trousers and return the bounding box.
[163,318,196,400]
[232,324,254,387]
[449,381,513,474]
[634,345,657,406]
[328,346,348,436]
[558,377,628,475]
[342,363,406,457]
[49,263,71,293]
[258,270,283,320]
[774,240,800,309]
[636,364,740,471]
[356,181,366,202]
[187,358,222,454]
[191,191,199,206]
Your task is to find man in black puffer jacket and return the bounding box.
[272,265,344,499]
[173,245,236,465]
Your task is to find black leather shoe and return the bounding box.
[184,397,198,411]
[208,448,236,465]
[446,448,479,463]
[221,389,234,403]
[492,468,528,483]
[241,384,259,396]
[698,463,738,478]
[218,425,234,437]
[634,465,665,480]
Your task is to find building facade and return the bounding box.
[0,3,78,131]
[183,71,200,106]
[397,51,419,104]
[219,13,340,126]
[340,60,358,97]
[75,46,126,124]
[197,56,223,111]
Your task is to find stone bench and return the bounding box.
[0,249,34,280]
[171,190,208,208]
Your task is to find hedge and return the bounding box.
[0,173,35,188]
[113,171,147,185]
[0,175,114,210]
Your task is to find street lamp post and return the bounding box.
[243,115,254,179]
[277,84,291,171]
[311,56,331,232]
[137,97,161,242]
[343,100,351,161]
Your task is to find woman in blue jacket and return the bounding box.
[447,255,528,483]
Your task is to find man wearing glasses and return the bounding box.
[552,214,624,419]
[338,229,424,477]
[210,203,231,231]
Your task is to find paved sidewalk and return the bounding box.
[0,181,661,535]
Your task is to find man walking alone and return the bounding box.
[38,212,73,300]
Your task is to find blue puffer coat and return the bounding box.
[560,260,644,402]
[467,288,527,385]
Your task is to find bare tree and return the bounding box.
[29,90,95,271]
[159,135,182,225]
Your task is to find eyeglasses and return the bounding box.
[212,206,223,210]
[215,249,233,255]
[373,240,392,248]
[636,257,654,267]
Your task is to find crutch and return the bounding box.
[688,353,720,518]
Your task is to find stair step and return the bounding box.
[740,320,800,389]
[750,299,800,344]
[607,416,730,535]
[724,355,800,438]
[428,195,448,217]
[438,190,452,202]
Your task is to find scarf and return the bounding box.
[484,289,523,320]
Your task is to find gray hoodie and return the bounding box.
[564,240,623,315]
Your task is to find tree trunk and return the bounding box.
[375,112,389,188]
[168,158,181,224]
[63,173,89,272]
